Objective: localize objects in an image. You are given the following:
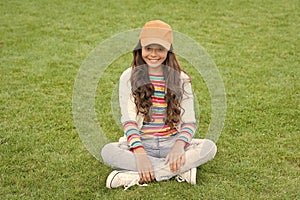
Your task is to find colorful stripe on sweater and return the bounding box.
[123,121,143,149]
[140,74,176,137]
[123,74,196,149]
[177,123,197,144]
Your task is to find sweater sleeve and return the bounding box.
[176,72,197,145]
[119,68,143,149]
[123,121,143,149]
[176,123,196,144]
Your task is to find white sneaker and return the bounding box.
[176,168,197,185]
[106,170,147,190]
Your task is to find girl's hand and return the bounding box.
[165,140,186,173]
[133,148,155,183]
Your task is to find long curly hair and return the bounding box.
[130,41,190,128]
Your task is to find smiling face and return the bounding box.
[142,44,168,73]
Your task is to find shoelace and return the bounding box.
[123,179,148,191]
[175,175,186,183]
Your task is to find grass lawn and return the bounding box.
[1,0,299,199]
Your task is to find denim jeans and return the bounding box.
[101,135,217,181]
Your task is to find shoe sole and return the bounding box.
[190,168,197,185]
[106,171,120,189]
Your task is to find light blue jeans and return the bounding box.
[101,135,217,181]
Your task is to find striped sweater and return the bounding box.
[123,74,196,149]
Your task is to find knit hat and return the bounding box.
[139,20,173,50]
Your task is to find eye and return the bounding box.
[145,46,152,51]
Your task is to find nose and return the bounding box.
[150,49,158,57]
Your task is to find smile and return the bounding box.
[148,58,160,62]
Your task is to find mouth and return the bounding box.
[148,58,160,63]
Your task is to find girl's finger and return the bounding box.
[138,172,143,183]
[142,172,147,183]
[181,155,186,166]
[142,172,148,183]
[176,158,181,172]
[171,158,179,172]
[169,160,174,172]
[171,157,177,172]
[146,171,153,182]
[150,171,155,181]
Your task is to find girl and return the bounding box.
[101,20,217,190]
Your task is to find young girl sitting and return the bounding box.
[101,20,217,190]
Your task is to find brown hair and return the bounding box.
[130,41,190,128]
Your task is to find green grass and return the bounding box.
[1,0,299,199]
